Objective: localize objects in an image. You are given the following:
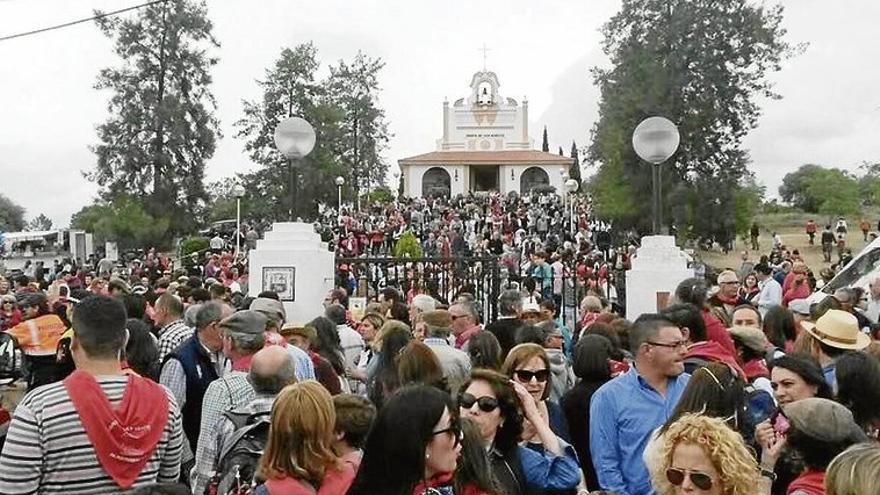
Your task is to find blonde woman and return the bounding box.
[825,442,880,495]
[651,413,781,495]
[256,381,355,494]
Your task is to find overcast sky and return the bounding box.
[2,0,879,228]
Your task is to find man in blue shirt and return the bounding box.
[589,314,690,495]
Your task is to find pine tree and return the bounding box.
[558,146,564,156]
[569,141,582,183]
[542,126,549,152]
[89,0,220,237]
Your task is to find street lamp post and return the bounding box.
[273,117,316,221]
[632,116,681,235]
[335,176,345,212]
[560,170,569,234]
[565,178,579,238]
[232,184,245,259]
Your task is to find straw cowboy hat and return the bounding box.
[801,309,870,351]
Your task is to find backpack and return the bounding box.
[0,332,22,386]
[208,409,272,495]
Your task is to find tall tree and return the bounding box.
[588,0,796,238]
[235,43,344,222]
[569,141,582,183]
[326,51,391,202]
[541,126,549,152]
[558,146,564,156]
[234,45,390,223]
[26,214,53,232]
[0,194,26,232]
[89,0,220,237]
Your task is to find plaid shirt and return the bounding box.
[157,319,194,363]
[190,371,255,495]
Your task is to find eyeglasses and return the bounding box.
[430,420,463,447]
[459,393,499,413]
[646,340,688,350]
[513,369,550,383]
[665,468,714,491]
[450,314,469,321]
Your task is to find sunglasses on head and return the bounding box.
[514,369,549,383]
[459,392,499,413]
[666,468,713,490]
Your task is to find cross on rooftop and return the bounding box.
[479,43,491,71]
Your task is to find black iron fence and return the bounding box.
[335,256,502,324]
[333,255,615,330]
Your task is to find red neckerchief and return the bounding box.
[412,472,454,495]
[716,293,739,306]
[231,353,254,372]
[787,469,825,495]
[63,370,169,488]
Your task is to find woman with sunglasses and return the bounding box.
[651,413,773,495]
[501,343,569,442]
[0,295,21,332]
[459,369,580,495]
[349,384,465,495]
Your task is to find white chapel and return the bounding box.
[398,69,573,198]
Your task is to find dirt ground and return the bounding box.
[697,211,877,275]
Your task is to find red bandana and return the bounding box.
[787,470,825,495]
[716,293,740,306]
[64,370,169,488]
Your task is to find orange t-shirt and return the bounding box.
[6,314,66,356]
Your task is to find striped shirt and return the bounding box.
[0,375,184,494]
[157,319,194,363]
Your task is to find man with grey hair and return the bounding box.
[421,310,471,393]
[160,301,232,481]
[449,300,481,350]
[485,289,524,359]
[212,346,296,476]
[191,310,267,494]
[410,293,437,325]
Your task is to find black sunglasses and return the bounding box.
[665,468,713,491]
[513,369,549,383]
[430,419,462,447]
[459,392,499,413]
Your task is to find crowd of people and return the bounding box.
[1,203,880,494]
[319,193,630,314]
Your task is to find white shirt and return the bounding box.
[756,277,782,314]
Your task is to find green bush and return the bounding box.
[393,230,422,258]
[180,236,210,258]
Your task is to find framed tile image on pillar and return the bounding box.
[262,266,295,301]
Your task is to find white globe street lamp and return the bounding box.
[335,176,345,212]
[232,184,246,259]
[274,117,316,221]
[632,116,680,234]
